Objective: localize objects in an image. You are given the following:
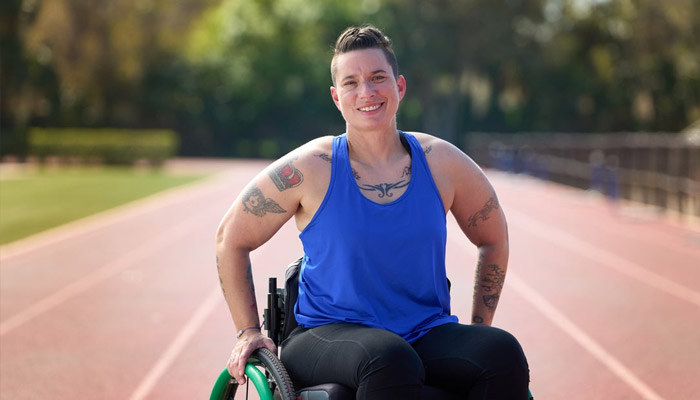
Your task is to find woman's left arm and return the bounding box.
[436,141,509,326]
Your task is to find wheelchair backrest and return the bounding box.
[281,257,303,343]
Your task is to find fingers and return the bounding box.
[226,334,278,384]
[265,340,278,354]
[226,351,247,384]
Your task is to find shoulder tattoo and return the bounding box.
[269,157,303,191]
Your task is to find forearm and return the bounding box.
[216,245,261,332]
[471,242,508,326]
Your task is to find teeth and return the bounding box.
[359,104,381,112]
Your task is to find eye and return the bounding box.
[372,75,387,82]
[343,80,357,87]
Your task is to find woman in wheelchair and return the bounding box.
[215,25,530,399]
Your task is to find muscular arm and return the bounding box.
[419,134,509,326]
[455,183,509,326]
[215,157,303,382]
[467,196,508,325]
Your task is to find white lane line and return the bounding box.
[446,228,665,400]
[129,286,223,400]
[506,208,700,308]
[507,272,665,400]
[0,216,200,336]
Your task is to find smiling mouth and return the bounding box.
[358,103,383,112]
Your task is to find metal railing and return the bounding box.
[463,132,700,219]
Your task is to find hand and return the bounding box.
[226,330,277,384]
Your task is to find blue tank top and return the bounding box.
[295,132,458,343]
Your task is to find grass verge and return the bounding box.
[0,166,206,245]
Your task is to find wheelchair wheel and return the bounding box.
[209,348,295,400]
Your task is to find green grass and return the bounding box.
[0,166,206,245]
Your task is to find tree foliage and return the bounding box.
[2,0,699,157]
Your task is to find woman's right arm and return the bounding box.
[215,155,307,383]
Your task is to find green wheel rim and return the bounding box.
[208,365,274,400]
[245,363,275,400]
[209,368,234,400]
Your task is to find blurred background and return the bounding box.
[2,2,700,399]
[1,0,699,226]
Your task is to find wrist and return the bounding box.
[236,324,262,338]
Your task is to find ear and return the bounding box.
[397,75,407,102]
[330,86,341,110]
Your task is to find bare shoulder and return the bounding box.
[263,136,334,188]
[405,131,494,214]
[405,131,481,177]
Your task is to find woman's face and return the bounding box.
[331,48,406,133]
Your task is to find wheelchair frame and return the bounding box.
[210,258,534,400]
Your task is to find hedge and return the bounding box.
[28,128,179,166]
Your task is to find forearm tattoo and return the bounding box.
[474,256,505,316]
[242,186,286,217]
[467,196,499,228]
[269,157,303,191]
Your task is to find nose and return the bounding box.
[357,81,376,99]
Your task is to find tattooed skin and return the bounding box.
[359,180,410,198]
[316,153,361,180]
[269,157,303,191]
[467,196,500,228]
[245,262,257,314]
[424,145,432,155]
[242,186,286,217]
[401,166,411,178]
[474,256,505,314]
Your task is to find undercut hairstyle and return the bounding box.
[330,25,399,85]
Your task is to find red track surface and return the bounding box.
[1,159,699,399]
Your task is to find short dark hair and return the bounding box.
[331,25,398,85]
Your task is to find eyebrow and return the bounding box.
[340,69,389,82]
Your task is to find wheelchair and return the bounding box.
[210,258,534,399]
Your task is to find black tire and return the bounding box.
[248,348,296,400]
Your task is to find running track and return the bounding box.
[1,159,699,399]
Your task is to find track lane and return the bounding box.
[2,160,698,399]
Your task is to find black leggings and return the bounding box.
[281,322,530,400]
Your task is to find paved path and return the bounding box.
[1,160,698,399]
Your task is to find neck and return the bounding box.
[345,125,405,166]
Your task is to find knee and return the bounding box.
[482,327,529,381]
[359,330,425,385]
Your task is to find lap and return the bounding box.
[280,322,529,399]
[280,323,423,390]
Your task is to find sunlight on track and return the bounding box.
[129,285,223,400]
[446,225,665,400]
[0,214,201,336]
[507,272,665,400]
[507,208,700,308]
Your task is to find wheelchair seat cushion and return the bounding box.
[297,383,354,400]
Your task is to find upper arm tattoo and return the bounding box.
[242,186,286,217]
[269,157,303,191]
[467,196,499,228]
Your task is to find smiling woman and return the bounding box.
[0,166,203,245]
